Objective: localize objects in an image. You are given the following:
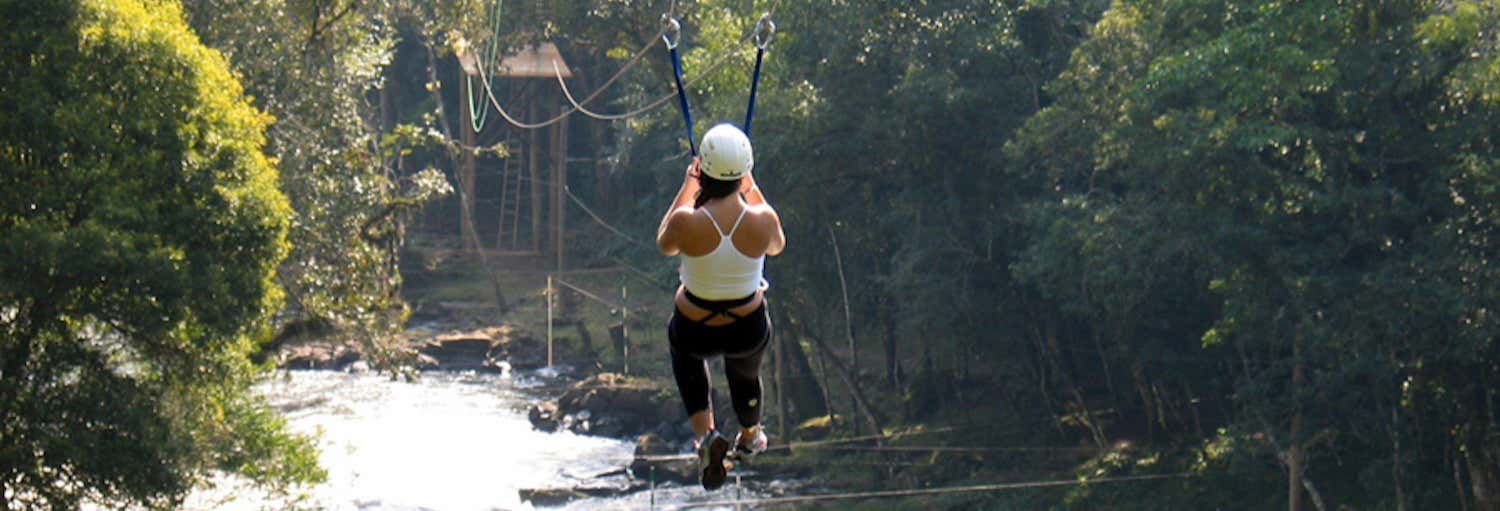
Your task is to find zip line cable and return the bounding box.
[553,59,680,121]
[629,404,1164,463]
[633,425,966,462]
[467,1,694,130]
[473,0,781,130]
[563,185,655,250]
[537,0,694,121]
[622,472,1192,510]
[798,444,1105,453]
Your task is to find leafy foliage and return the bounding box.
[522,0,1500,507]
[1005,0,1500,507]
[183,0,462,365]
[0,0,321,507]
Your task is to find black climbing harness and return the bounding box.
[683,290,757,323]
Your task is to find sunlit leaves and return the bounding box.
[186,0,446,364]
[0,0,319,506]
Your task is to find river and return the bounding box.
[181,368,784,511]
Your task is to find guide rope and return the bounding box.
[626,473,1192,510]
[465,0,505,132]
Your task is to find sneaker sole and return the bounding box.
[700,435,731,490]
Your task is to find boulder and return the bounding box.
[629,433,695,485]
[417,327,506,371]
[279,342,362,370]
[412,324,544,372]
[517,488,585,507]
[528,401,560,432]
[518,483,647,507]
[537,373,684,440]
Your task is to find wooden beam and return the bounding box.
[529,93,542,252]
[554,110,568,272]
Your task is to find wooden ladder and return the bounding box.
[495,139,525,250]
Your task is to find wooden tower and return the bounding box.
[458,42,573,271]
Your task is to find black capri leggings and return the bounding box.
[667,301,772,428]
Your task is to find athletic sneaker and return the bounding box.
[733,427,768,458]
[695,430,731,490]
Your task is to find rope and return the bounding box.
[546,0,710,123]
[633,425,964,462]
[797,445,1102,453]
[629,409,1150,463]
[470,14,681,130]
[631,473,1192,510]
[563,185,656,250]
[609,257,676,291]
[465,0,505,132]
[552,276,624,310]
[468,0,783,132]
[473,21,737,131]
[553,58,679,121]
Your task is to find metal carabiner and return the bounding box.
[661,15,682,50]
[752,13,776,50]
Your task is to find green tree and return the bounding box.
[184,0,454,363]
[1009,0,1500,508]
[0,0,322,508]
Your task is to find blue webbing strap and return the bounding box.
[743,14,775,138]
[744,47,764,137]
[664,17,697,156]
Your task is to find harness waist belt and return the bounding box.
[683,289,757,322]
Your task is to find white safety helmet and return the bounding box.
[698,123,753,181]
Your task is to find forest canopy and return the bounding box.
[0,0,1497,509]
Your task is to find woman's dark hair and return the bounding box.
[694,174,740,208]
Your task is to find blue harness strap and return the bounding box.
[663,17,697,156]
[744,47,764,137]
[744,14,774,137]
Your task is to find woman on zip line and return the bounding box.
[655,123,785,491]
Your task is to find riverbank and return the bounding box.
[287,258,1215,510]
[259,258,809,507]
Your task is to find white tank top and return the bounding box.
[679,208,766,300]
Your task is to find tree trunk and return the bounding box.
[1392,407,1407,511]
[882,304,899,388]
[1457,443,1473,511]
[774,319,787,438]
[424,43,507,313]
[570,319,594,356]
[796,317,884,439]
[1288,334,1307,511]
[529,97,542,252]
[1462,406,1500,511]
[1133,363,1155,441]
[776,311,828,422]
[458,75,478,252]
[551,114,567,271]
